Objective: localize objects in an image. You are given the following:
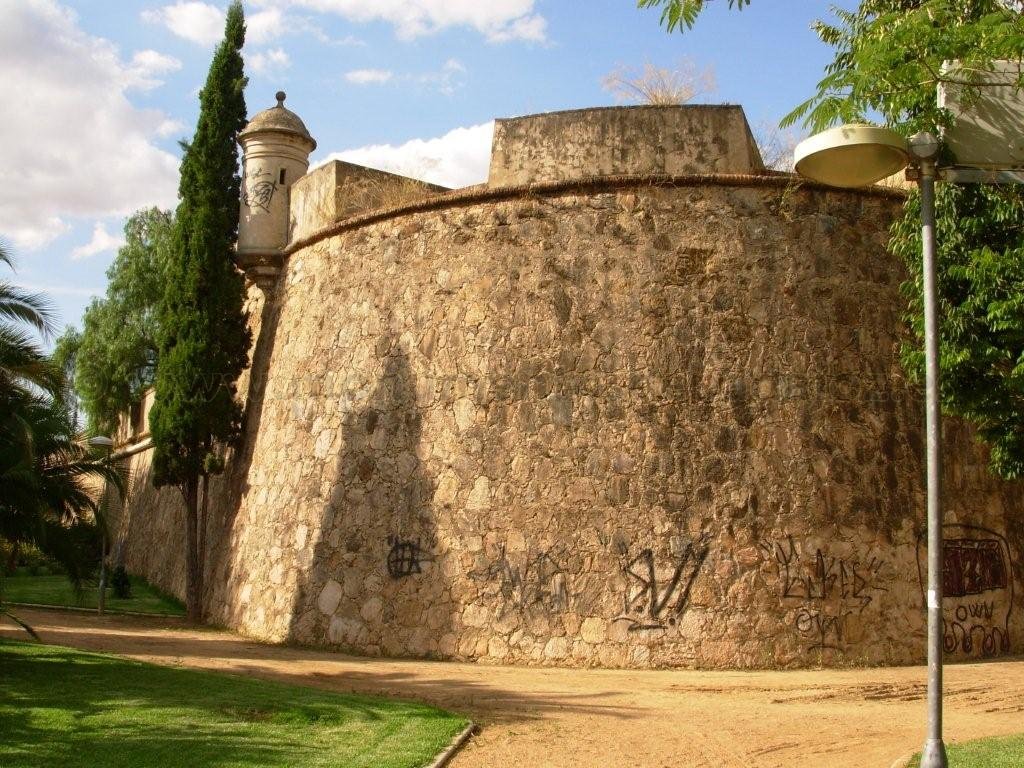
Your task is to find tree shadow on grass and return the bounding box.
[0,616,645,729]
[0,640,462,768]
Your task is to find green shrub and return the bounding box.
[110,566,132,599]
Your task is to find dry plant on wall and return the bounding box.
[752,121,802,172]
[602,57,716,105]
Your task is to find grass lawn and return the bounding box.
[1,574,184,616]
[0,640,468,768]
[908,734,1024,767]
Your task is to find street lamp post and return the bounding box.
[87,435,114,616]
[793,124,948,767]
[793,61,1021,768]
[911,132,948,768]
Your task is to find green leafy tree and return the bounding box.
[644,0,1024,479]
[149,1,250,622]
[781,2,1024,135]
[51,326,82,426]
[73,208,173,435]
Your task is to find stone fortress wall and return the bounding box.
[114,104,1024,669]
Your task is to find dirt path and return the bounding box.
[3,608,1022,767]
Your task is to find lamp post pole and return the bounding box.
[88,435,114,617]
[912,132,948,768]
[97,442,111,616]
[793,115,1022,768]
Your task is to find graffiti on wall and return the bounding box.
[243,165,276,213]
[469,545,570,617]
[762,535,890,652]
[386,535,433,579]
[916,524,1014,657]
[614,537,710,631]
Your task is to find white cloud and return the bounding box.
[343,59,464,93]
[125,49,182,90]
[251,0,547,42]
[71,221,126,260]
[345,68,393,85]
[248,7,284,44]
[248,46,290,76]
[417,58,466,95]
[292,15,364,47]
[3,218,71,252]
[487,13,546,43]
[142,3,289,46]
[141,1,224,46]
[321,121,494,189]
[0,0,179,251]
[156,118,187,138]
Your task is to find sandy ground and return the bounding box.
[3,608,1023,768]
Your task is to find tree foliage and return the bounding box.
[895,179,1024,477]
[782,1,1024,134]
[0,247,58,399]
[0,244,123,635]
[73,208,173,435]
[637,0,750,32]
[51,325,82,425]
[791,1,1024,479]
[646,0,1024,479]
[148,2,250,621]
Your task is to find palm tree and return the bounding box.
[0,244,122,637]
[0,246,59,397]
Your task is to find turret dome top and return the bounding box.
[239,91,316,150]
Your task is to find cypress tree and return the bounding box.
[150,1,250,622]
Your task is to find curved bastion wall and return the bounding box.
[114,106,1024,669]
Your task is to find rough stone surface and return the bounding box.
[488,105,765,186]
[118,178,1024,669]
[317,579,343,615]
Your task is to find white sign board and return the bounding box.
[939,60,1024,170]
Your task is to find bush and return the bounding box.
[111,566,132,599]
[0,539,14,576]
[1,541,66,576]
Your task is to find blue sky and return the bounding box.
[1,0,857,335]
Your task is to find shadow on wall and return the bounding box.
[288,331,456,657]
[205,288,286,618]
[115,287,286,616]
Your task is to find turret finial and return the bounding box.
[275,91,286,107]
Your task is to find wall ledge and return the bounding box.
[284,171,906,257]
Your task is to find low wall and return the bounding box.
[118,177,1024,669]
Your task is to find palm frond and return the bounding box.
[0,281,56,340]
[0,325,61,396]
[0,607,41,642]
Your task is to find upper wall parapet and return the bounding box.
[487,104,765,186]
[290,160,449,244]
[283,104,777,253]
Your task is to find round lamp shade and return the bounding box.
[794,124,910,188]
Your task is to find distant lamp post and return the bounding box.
[87,435,114,616]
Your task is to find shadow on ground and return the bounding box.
[0,610,643,726]
[0,639,463,768]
